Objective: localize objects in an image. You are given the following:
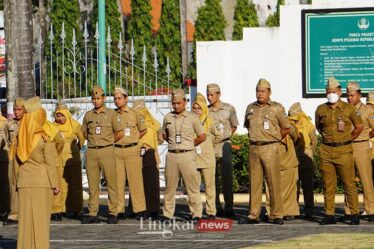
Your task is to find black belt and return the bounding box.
[114,143,138,148]
[250,141,278,146]
[323,140,352,147]
[88,144,113,149]
[353,140,369,143]
[168,149,193,154]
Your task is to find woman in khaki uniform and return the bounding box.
[133,99,162,218]
[13,97,59,249]
[54,104,85,218]
[192,93,222,219]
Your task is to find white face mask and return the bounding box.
[327,93,340,103]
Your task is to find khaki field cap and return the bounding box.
[172,88,185,101]
[56,102,68,111]
[92,85,104,97]
[256,78,271,89]
[346,81,360,92]
[114,86,128,96]
[24,96,42,113]
[133,99,146,109]
[14,97,25,107]
[289,102,302,116]
[326,77,340,89]
[206,83,220,94]
[367,92,374,105]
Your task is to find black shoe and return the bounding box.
[272,218,284,225]
[320,215,336,225]
[338,215,349,222]
[349,215,360,225]
[216,209,225,217]
[81,215,100,224]
[117,213,126,220]
[135,211,148,220]
[283,215,294,221]
[238,217,259,224]
[192,217,201,224]
[51,213,62,221]
[224,210,235,219]
[207,215,216,220]
[107,215,118,224]
[303,213,313,220]
[148,212,159,219]
[368,215,374,222]
[3,219,18,226]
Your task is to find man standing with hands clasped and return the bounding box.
[315,77,362,225]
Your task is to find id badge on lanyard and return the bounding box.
[176,134,182,144]
[125,127,131,136]
[95,126,102,135]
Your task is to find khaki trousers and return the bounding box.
[297,155,314,215]
[266,166,300,216]
[319,144,358,215]
[86,146,118,216]
[8,159,18,220]
[344,141,374,215]
[115,145,146,213]
[17,188,52,249]
[248,143,283,220]
[163,151,202,218]
[197,167,216,216]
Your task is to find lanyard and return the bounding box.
[174,115,185,134]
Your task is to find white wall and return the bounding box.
[197,0,374,134]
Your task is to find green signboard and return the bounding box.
[302,8,374,97]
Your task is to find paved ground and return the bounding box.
[1,198,373,249]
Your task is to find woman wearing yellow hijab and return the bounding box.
[192,93,222,219]
[133,99,162,218]
[53,103,85,219]
[15,96,59,249]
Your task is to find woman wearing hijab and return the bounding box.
[13,96,59,249]
[133,99,163,218]
[54,103,85,218]
[192,93,222,219]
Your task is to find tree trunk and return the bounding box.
[179,0,188,82]
[38,0,47,98]
[5,0,35,102]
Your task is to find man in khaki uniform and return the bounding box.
[240,78,290,225]
[315,77,362,225]
[161,89,206,221]
[206,83,239,218]
[113,87,147,219]
[346,82,374,222]
[288,102,317,219]
[81,85,123,224]
[2,98,25,225]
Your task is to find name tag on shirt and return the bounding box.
[263,121,270,130]
[95,126,102,135]
[125,128,131,136]
[176,134,182,144]
[195,145,202,154]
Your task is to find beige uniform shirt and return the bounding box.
[3,120,19,151]
[82,107,122,147]
[244,100,290,142]
[162,110,204,151]
[315,100,362,145]
[196,122,223,169]
[17,138,58,189]
[354,102,374,141]
[208,101,239,141]
[115,106,147,145]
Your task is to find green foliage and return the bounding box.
[266,0,284,27]
[189,0,227,79]
[0,0,3,10]
[155,0,182,86]
[127,0,154,69]
[232,0,259,40]
[231,134,249,192]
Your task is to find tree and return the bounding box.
[232,0,259,40]
[155,0,181,85]
[47,0,81,98]
[127,0,153,69]
[266,0,284,27]
[5,0,35,100]
[189,0,227,79]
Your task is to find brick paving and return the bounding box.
[1,201,373,249]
